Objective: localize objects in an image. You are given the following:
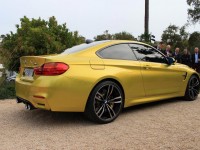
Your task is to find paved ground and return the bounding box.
[0,97,200,150]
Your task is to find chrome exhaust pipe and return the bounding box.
[25,103,29,110]
[27,104,31,110]
[17,97,36,110]
[25,103,34,110]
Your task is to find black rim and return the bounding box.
[93,84,123,121]
[189,77,199,99]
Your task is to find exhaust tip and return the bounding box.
[17,97,36,110]
[25,103,35,110]
[16,98,22,103]
[25,103,28,109]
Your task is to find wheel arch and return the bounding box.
[191,73,200,80]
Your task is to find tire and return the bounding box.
[84,81,124,124]
[184,75,200,101]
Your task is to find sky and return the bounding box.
[0,0,200,41]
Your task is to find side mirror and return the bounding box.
[167,57,175,65]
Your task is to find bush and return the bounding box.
[0,78,16,99]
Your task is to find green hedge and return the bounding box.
[0,78,16,99]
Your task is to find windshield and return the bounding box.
[62,40,109,54]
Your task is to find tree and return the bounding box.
[144,0,149,42]
[113,32,136,40]
[0,16,85,71]
[187,0,200,23]
[188,31,200,50]
[94,30,112,41]
[0,42,3,64]
[179,26,189,49]
[138,33,156,45]
[161,25,189,50]
[94,31,136,41]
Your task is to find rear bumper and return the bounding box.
[16,96,49,110]
[15,75,92,112]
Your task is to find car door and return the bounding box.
[97,44,146,101]
[129,43,184,96]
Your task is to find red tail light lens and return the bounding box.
[34,62,69,76]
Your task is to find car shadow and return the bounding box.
[14,97,186,126]
[15,109,94,126]
[122,97,184,114]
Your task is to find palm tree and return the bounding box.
[144,0,149,41]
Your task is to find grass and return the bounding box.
[0,77,16,100]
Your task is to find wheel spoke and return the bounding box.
[189,89,195,99]
[106,104,113,118]
[108,96,122,103]
[95,96,103,102]
[106,104,116,118]
[99,105,105,118]
[96,104,105,117]
[192,79,195,85]
[192,80,199,87]
[112,100,122,104]
[96,92,104,99]
[193,88,199,95]
[106,85,113,99]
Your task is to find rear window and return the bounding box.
[62,41,110,54]
[97,44,137,61]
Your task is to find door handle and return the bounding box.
[143,65,151,70]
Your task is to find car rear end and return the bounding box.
[15,54,94,112]
[16,55,67,109]
[15,40,116,112]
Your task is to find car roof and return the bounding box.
[62,40,150,55]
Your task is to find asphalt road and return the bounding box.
[0,97,200,150]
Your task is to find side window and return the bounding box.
[97,44,137,61]
[129,44,167,63]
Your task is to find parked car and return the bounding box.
[15,40,200,123]
[0,64,4,78]
[6,74,17,82]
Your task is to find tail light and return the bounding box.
[34,62,69,76]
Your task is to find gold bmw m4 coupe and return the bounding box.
[16,40,200,123]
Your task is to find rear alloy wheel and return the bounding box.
[85,81,124,124]
[184,75,200,101]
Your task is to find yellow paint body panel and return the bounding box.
[16,40,198,112]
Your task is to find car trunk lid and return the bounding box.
[20,56,47,68]
[20,56,47,82]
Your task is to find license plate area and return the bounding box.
[23,68,34,77]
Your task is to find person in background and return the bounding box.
[162,45,172,57]
[172,47,181,63]
[181,48,191,67]
[191,47,200,73]
[157,42,164,51]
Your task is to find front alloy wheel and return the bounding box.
[184,75,200,101]
[85,81,124,124]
